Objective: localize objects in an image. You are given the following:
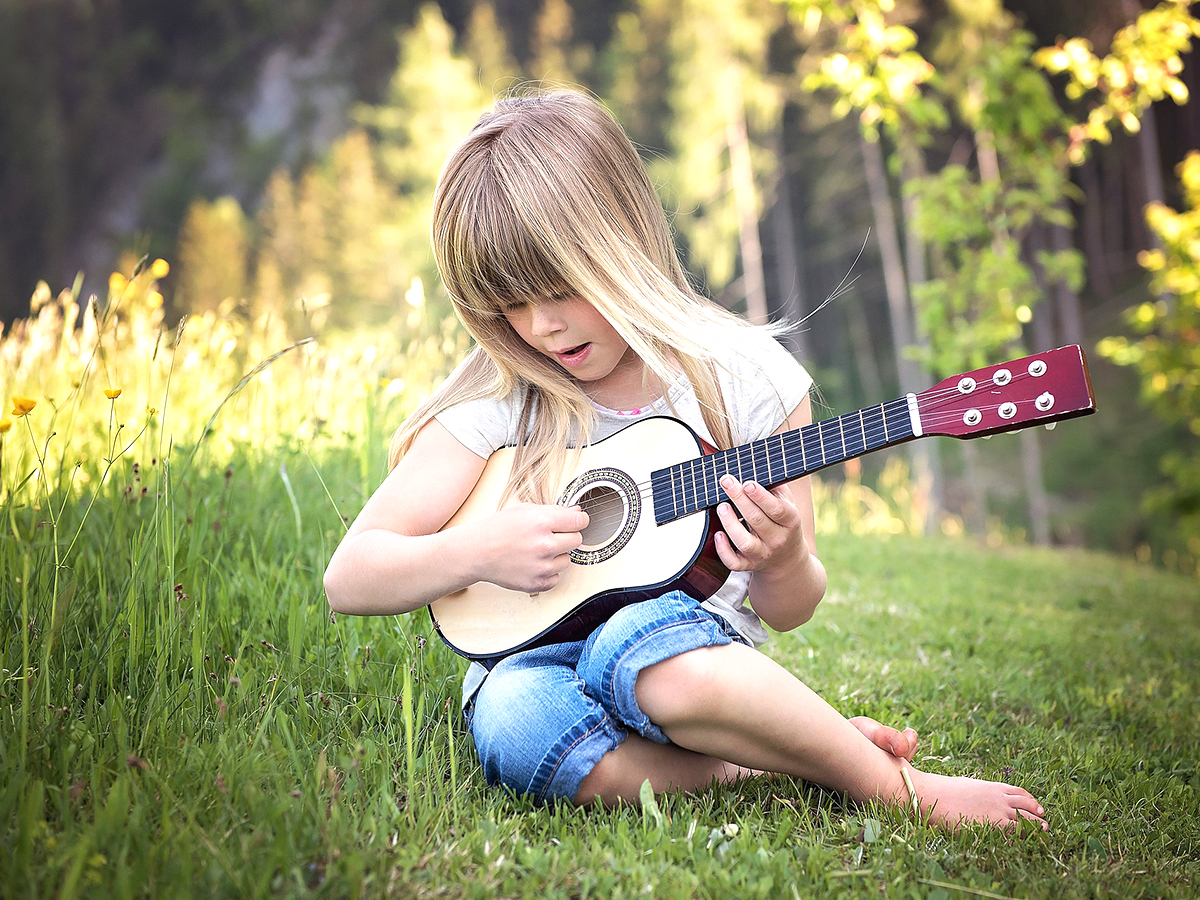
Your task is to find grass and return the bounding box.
[2,281,1198,898]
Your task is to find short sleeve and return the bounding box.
[434,391,522,459]
[722,334,812,444]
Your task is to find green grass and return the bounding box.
[2,431,1197,898]
[2,286,1197,898]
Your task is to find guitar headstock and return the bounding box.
[916,345,1096,439]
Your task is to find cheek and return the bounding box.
[503,311,534,344]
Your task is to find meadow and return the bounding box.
[1,275,1197,899]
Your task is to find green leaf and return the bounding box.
[639,779,665,829]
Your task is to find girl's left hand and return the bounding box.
[713,475,806,573]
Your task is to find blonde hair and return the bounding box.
[390,88,780,503]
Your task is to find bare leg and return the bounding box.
[573,735,753,806]
[573,718,917,807]
[627,642,1046,830]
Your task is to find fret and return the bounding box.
[818,418,842,465]
[736,443,753,485]
[802,422,822,472]
[883,398,915,443]
[699,455,711,508]
[861,403,886,451]
[683,456,697,515]
[710,449,725,503]
[842,411,867,459]
[752,438,769,486]
[782,430,803,482]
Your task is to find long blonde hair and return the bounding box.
[390,88,780,503]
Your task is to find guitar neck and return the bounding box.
[651,395,919,525]
[650,344,1097,527]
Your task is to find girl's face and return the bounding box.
[503,295,637,388]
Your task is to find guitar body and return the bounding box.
[429,416,729,659]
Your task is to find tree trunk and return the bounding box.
[898,135,942,534]
[976,126,1051,545]
[1079,157,1111,300]
[860,131,934,532]
[1050,208,1085,345]
[1020,427,1051,545]
[859,132,919,392]
[769,119,809,358]
[724,77,769,325]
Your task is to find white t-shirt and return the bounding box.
[434,331,812,697]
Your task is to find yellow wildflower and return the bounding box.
[0,418,11,433]
[109,272,128,296]
[150,258,170,279]
[104,388,122,400]
[11,397,37,417]
[147,290,163,309]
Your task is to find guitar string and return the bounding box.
[570,369,1059,529]
[570,369,1056,526]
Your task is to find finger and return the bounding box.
[550,531,584,553]
[549,505,589,533]
[717,500,758,552]
[721,477,792,533]
[713,529,751,571]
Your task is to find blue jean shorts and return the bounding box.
[464,591,746,803]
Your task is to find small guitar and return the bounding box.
[429,345,1096,659]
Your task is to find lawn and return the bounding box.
[2,285,1198,898]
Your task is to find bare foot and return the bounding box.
[903,767,1048,831]
[850,715,919,761]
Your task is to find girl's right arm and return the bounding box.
[323,419,588,616]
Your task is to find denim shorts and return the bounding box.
[464,591,746,803]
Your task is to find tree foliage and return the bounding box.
[1100,151,1200,563]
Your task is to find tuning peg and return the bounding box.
[1044,422,1057,431]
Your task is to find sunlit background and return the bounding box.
[2,0,1198,575]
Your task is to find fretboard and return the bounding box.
[651,397,917,525]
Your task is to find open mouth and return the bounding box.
[554,342,592,367]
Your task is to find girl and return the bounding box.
[324,89,1047,830]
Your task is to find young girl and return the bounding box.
[324,89,1047,830]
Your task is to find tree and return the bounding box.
[355,3,492,320]
[658,0,787,322]
[1099,152,1200,574]
[176,197,250,315]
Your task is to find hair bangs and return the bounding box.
[439,161,579,319]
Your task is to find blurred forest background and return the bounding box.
[1,0,1198,576]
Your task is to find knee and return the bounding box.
[634,646,724,725]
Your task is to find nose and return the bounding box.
[529,304,565,337]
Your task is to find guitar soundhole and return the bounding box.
[560,467,640,565]
[578,486,623,547]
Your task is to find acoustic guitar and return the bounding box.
[429,344,1096,659]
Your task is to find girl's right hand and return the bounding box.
[473,503,589,594]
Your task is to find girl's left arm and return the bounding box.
[713,394,827,632]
